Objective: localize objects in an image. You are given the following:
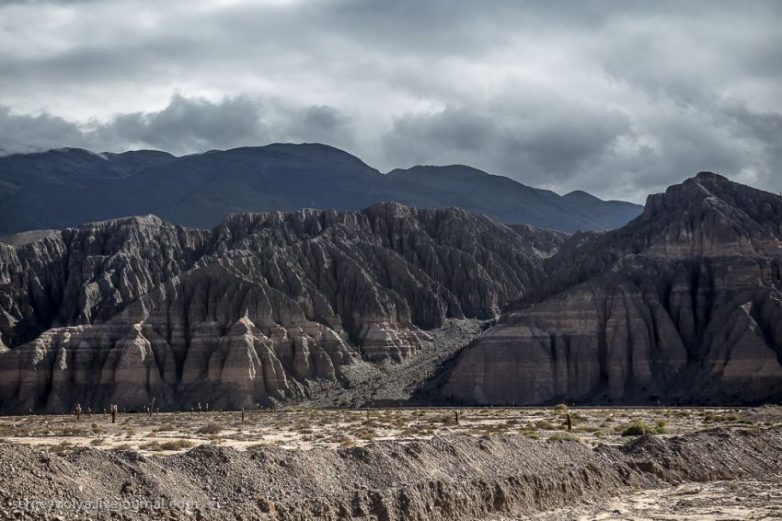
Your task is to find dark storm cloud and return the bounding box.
[0,106,88,154]
[0,95,354,156]
[0,0,780,201]
[288,106,354,147]
[92,95,270,153]
[382,99,631,188]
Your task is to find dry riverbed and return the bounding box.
[530,477,782,520]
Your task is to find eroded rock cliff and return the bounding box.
[0,203,545,412]
[439,172,782,405]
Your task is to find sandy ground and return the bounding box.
[0,406,777,455]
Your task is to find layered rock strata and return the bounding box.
[440,173,782,405]
[0,203,545,412]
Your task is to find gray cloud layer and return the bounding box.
[0,0,780,201]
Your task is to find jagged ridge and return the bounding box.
[0,203,547,413]
[439,173,782,405]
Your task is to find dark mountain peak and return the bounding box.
[616,172,782,260]
[223,142,375,170]
[103,149,176,161]
[509,172,782,310]
[564,189,644,209]
[101,149,177,174]
[656,171,737,201]
[671,170,732,198]
[260,142,349,155]
[0,146,177,190]
[695,170,728,181]
[387,164,493,179]
[642,171,782,228]
[6,147,101,159]
[3,146,105,162]
[563,190,601,202]
[58,146,96,153]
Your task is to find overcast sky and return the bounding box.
[0,0,780,201]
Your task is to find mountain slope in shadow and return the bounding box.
[0,143,641,234]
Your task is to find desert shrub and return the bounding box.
[160,439,194,451]
[621,421,664,436]
[48,441,74,452]
[534,420,557,430]
[548,433,577,442]
[140,440,193,451]
[58,426,87,437]
[197,423,222,435]
[440,414,458,426]
[355,428,376,440]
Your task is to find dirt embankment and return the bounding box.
[0,427,781,520]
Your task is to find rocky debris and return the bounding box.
[301,319,485,408]
[507,224,569,259]
[439,172,782,405]
[0,203,545,413]
[0,426,779,520]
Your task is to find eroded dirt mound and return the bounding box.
[0,427,780,520]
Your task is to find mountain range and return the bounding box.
[0,204,547,412]
[0,144,641,235]
[0,169,779,412]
